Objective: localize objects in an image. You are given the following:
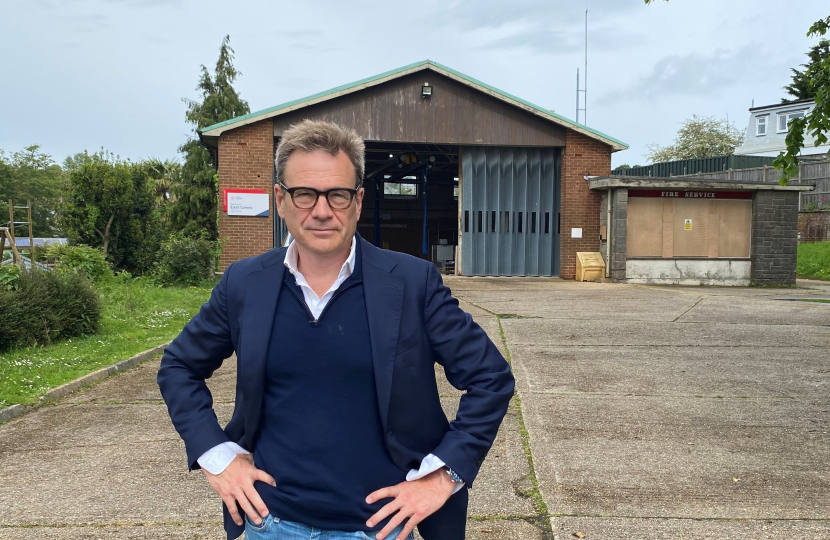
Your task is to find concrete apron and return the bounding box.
[445,276,830,540]
[0,312,543,539]
[1,278,827,539]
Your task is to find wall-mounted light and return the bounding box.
[422,82,433,98]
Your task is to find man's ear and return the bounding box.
[275,184,285,219]
[355,186,365,220]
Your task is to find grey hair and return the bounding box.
[275,119,365,188]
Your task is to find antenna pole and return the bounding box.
[584,4,588,125]
[576,68,580,123]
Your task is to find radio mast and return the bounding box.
[575,4,587,124]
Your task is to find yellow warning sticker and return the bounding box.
[684,219,692,231]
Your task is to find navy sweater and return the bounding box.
[252,264,407,531]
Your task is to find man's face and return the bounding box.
[276,149,363,258]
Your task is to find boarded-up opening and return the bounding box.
[626,192,751,259]
[627,198,664,257]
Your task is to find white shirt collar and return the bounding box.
[284,235,356,282]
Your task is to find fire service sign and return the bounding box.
[228,192,269,217]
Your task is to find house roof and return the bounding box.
[749,98,813,113]
[199,60,628,152]
[13,238,68,248]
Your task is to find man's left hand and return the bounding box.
[365,469,457,540]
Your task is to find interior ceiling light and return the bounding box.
[422,82,433,97]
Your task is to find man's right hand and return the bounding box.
[201,454,276,527]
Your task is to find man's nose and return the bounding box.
[310,193,333,219]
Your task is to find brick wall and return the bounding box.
[217,120,274,270]
[560,131,612,279]
[751,191,799,285]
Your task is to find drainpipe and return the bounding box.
[606,188,612,278]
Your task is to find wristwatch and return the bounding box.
[443,466,463,484]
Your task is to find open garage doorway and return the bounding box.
[358,141,460,274]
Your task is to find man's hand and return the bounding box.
[365,469,457,540]
[201,454,276,527]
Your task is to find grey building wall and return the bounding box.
[751,191,800,285]
[599,192,608,264]
[610,188,628,281]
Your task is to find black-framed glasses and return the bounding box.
[279,182,361,210]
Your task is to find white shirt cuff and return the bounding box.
[196,441,250,475]
[406,453,465,494]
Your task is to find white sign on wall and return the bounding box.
[228,192,269,217]
[571,228,583,238]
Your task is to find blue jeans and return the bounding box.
[244,514,415,540]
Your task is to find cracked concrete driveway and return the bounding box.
[448,277,830,540]
[0,278,828,539]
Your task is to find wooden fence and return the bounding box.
[674,160,830,211]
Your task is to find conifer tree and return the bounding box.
[783,39,830,102]
[170,35,250,240]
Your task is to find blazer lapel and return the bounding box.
[239,257,285,448]
[360,236,405,432]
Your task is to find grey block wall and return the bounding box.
[600,192,608,263]
[751,191,800,285]
[610,188,628,281]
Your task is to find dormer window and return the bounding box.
[756,116,767,136]
[777,111,805,133]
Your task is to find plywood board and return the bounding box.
[708,201,720,258]
[626,197,664,257]
[662,198,673,258]
[717,200,752,258]
[672,199,710,257]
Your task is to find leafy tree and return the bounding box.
[0,145,66,237]
[784,39,829,102]
[775,16,830,184]
[169,35,249,240]
[645,115,745,163]
[60,150,161,274]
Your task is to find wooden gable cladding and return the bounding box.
[272,71,567,147]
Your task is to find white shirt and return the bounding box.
[197,238,463,492]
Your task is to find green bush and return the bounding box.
[152,233,220,286]
[0,270,102,352]
[46,244,113,282]
[0,264,22,290]
[797,241,830,280]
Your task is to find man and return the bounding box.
[158,120,514,540]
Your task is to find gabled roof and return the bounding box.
[199,60,628,152]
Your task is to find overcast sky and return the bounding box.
[1,0,827,168]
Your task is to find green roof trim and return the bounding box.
[200,60,628,150]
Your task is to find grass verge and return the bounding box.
[0,278,213,407]
[797,241,830,281]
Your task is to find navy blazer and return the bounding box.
[157,235,515,540]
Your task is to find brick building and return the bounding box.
[199,60,627,278]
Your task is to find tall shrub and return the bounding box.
[45,244,113,283]
[0,270,102,352]
[153,233,220,286]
